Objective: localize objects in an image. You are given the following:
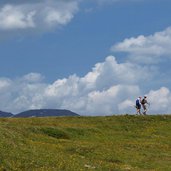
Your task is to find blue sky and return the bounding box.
[0,0,171,115]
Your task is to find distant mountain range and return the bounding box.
[0,111,13,117]
[0,109,79,118]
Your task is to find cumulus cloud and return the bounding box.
[147,87,171,114]
[0,5,35,30]
[117,87,171,115]
[22,73,44,83]
[0,56,169,115]
[0,0,146,33]
[0,0,78,32]
[0,0,146,37]
[0,78,11,91]
[111,27,171,64]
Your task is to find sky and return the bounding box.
[0,0,171,115]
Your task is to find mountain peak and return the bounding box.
[13,109,79,118]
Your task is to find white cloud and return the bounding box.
[147,87,171,114]
[93,56,156,88]
[111,27,171,64]
[0,0,146,33]
[0,56,168,115]
[0,78,11,91]
[0,5,35,30]
[0,0,78,31]
[0,0,146,37]
[117,87,171,115]
[118,99,134,113]
[23,73,44,83]
[84,85,140,115]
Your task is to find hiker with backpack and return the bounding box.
[135,97,142,115]
[141,96,150,115]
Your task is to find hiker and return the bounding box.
[135,97,142,115]
[141,96,149,115]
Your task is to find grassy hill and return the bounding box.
[0,115,171,171]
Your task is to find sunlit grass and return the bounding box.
[0,115,171,170]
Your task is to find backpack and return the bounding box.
[141,98,146,104]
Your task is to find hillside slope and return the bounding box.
[0,115,171,170]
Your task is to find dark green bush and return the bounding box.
[40,127,69,139]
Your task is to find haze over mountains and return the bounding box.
[0,109,79,118]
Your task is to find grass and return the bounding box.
[0,115,171,170]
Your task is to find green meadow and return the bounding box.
[0,115,171,171]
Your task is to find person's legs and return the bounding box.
[136,106,139,114]
[136,105,141,115]
[136,108,139,114]
[142,104,147,115]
